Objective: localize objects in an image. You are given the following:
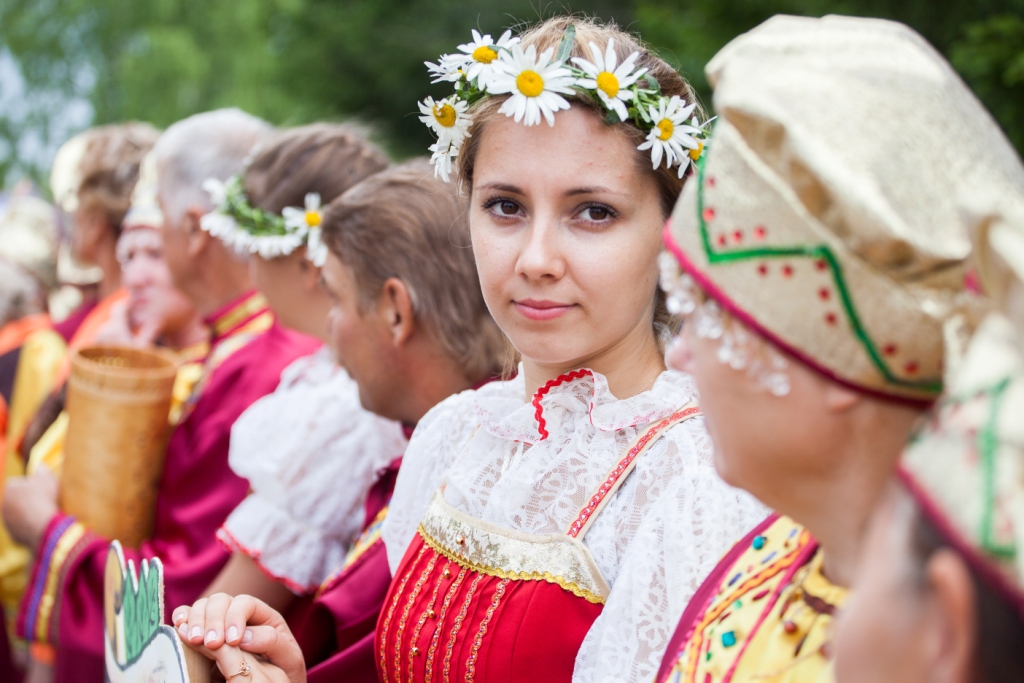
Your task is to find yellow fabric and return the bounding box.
[0,328,65,651]
[667,516,847,683]
[26,412,68,476]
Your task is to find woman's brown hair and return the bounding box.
[243,122,389,214]
[321,159,505,382]
[77,122,160,233]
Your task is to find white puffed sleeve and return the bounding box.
[218,349,407,593]
[572,424,769,683]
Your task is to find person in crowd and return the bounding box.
[0,124,157,676]
[172,16,766,683]
[179,159,507,682]
[832,125,1024,683]
[198,124,407,617]
[654,14,1023,683]
[1,108,320,682]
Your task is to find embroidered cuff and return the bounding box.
[17,513,90,644]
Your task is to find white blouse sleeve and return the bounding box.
[219,352,408,593]
[381,390,480,573]
[572,422,770,683]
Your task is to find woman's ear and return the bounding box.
[183,207,209,259]
[380,277,416,347]
[921,548,978,683]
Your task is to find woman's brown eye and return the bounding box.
[587,206,609,221]
[500,201,518,215]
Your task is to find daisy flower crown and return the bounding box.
[420,24,713,182]
[200,174,328,265]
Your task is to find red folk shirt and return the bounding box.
[16,291,321,682]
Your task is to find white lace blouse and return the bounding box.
[381,367,768,682]
[219,347,408,593]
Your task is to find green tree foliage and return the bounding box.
[1,0,1022,186]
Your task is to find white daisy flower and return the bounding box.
[637,96,701,175]
[487,44,575,126]
[571,40,647,122]
[283,193,330,263]
[452,29,520,87]
[418,96,472,149]
[306,227,328,267]
[254,233,305,260]
[202,178,229,209]
[282,193,321,236]
[199,211,243,248]
[425,54,468,84]
[674,116,712,177]
[429,141,458,183]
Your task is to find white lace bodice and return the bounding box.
[381,367,768,682]
[220,347,407,593]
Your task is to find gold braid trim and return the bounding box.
[417,525,605,605]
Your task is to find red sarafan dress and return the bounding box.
[377,398,700,683]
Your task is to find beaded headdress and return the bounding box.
[200,174,327,265]
[662,15,1024,403]
[419,25,713,182]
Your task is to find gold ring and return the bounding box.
[224,658,251,679]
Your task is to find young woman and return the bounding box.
[173,16,765,683]
[197,124,409,613]
[653,15,1022,683]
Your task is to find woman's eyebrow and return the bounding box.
[476,182,524,194]
[565,186,625,197]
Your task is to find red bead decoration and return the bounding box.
[757,264,768,276]
[815,259,827,271]
[707,176,716,188]
[782,265,794,278]
[825,313,837,325]
[754,225,766,240]
[717,234,727,247]
[905,361,919,374]
[703,207,716,222]
[883,343,897,356]
[732,229,743,244]
[818,288,830,301]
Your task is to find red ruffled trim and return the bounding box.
[896,466,1024,618]
[215,526,315,595]
[662,221,935,409]
[532,369,593,441]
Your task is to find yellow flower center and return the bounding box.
[472,45,498,64]
[656,118,674,141]
[688,141,705,161]
[305,210,321,227]
[595,72,620,98]
[516,70,545,97]
[433,103,458,128]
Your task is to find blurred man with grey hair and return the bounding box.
[3,109,320,682]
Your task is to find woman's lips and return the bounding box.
[513,299,575,321]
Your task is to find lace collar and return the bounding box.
[468,366,698,444]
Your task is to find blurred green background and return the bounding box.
[1,0,1023,188]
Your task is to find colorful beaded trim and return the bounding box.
[416,524,605,605]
